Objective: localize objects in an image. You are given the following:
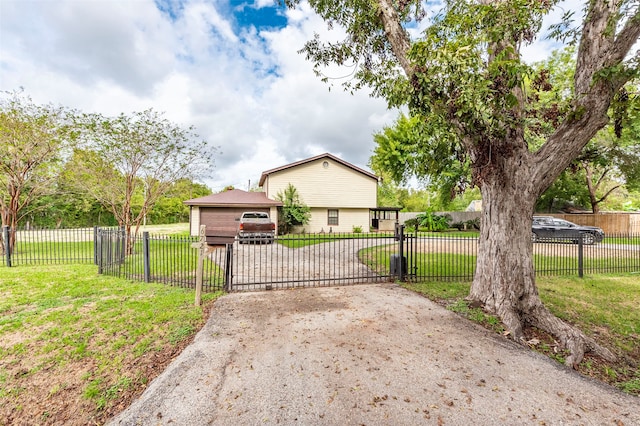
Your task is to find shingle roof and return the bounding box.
[183,189,282,207]
[258,153,378,187]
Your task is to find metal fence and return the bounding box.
[226,233,396,291]
[95,228,226,292]
[1,226,97,266]
[2,226,639,291]
[401,231,640,282]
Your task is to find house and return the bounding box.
[184,189,282,242]
[259,153,379,233]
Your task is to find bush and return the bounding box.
[465,218,480,230]
[405,211,451,232]
[276,184,311,234]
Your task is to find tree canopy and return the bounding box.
[0,91,76,251]
[287,0,640,366]
[371,45,640,213]
[66,109,215,236]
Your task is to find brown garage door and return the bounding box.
[201,207,270,242]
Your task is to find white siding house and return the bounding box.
[259,153,379,233]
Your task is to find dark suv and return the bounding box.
[532,216,605,245]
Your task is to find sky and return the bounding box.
[1,0,571,192]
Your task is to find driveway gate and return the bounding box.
[221,231,405,291]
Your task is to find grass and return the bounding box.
[358,242,640,280]
[4,223,226,292]
[4,223,191,267]
[402,273,640,395]
[0,264,222,425]
[604,235,640,245]
[276,232,395,248]
[2,224,639,423]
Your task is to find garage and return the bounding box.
[184,189,282,244]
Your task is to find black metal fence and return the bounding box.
[226,233,396,291]
[1,226,97,266]
[95,228,226,292]
[400,229,640,282]
[2,226,639,291]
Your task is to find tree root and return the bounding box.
[522,304,616,368]
[475,298,617,369]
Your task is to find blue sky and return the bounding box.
[1,0,570,192]
[232,1,288,30]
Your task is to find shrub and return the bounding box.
[276,184,311,234]
[452,221,465,230]
[465,218,480,230]
[405,211,451,232]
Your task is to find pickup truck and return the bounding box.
[237,212,275,244]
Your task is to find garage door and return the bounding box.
[200,207,270,235]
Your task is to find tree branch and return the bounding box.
[531,0,639,195]
[375,0,414,77]
[596,184,621,204]
[609,7,640,66]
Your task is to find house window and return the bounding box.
[328,209,339,225]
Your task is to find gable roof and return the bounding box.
[258,153,378,187]
[183,189,282,207]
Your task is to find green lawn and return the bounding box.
[0,264,222,424]
[604,235,640,245]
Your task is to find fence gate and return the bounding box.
[224,232,401,292]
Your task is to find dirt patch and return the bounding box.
[0,299,216,426]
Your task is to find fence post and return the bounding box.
[93,226,98,265]
[119,226,126,264]
[194,225,206,306]
[396,224,406,281]
[3,226,11,267]
[143,232,151,283]
[578,235,584,278]
[224,243,234,292]
[96,228,103,274]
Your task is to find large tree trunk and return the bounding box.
[467,150,615,367]
[469,164,537,342]
[369,0,638,368]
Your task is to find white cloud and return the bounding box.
[1,0,581,194]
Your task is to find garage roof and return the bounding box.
[184,189,282,207]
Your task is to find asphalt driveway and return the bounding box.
[109,284,638,425]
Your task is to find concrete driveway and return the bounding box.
[109,284,638,425]
[226,238,390,290]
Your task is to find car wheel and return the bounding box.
[531,232,539,243]
[582,233,596,245]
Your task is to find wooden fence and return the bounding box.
[546,213,640,235]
